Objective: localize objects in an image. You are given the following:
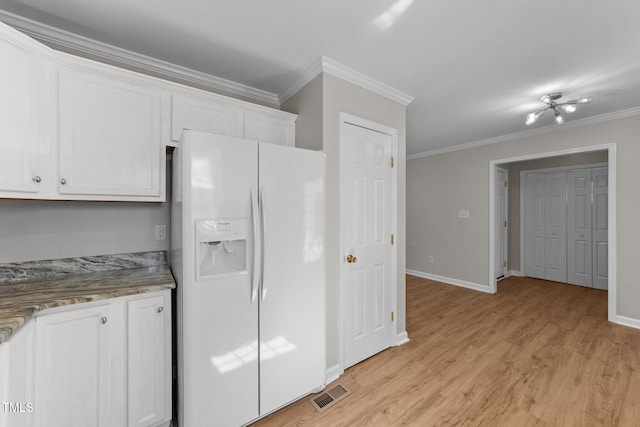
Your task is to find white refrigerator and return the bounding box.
[171,130,326,426]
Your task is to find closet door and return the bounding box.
[523,173,546,279]
[544,172,567,282]
[592,168,609,290]
[567,170,592,287]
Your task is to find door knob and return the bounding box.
[346,254,357,263]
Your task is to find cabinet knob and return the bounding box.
[60,178,67,185]
[157,306,164,313]
[101,316,108,324]
[33,176,42,183]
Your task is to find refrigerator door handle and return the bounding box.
[259,186,267,300]
[251,187,259,302]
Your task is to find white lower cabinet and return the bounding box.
[28,290,171,427]
[0,321,36,427]
[34,302,113,427]
[126,293,171,427]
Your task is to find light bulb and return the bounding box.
[525,110,545,125]
[562,104,577,113]
[577,97,592,104]
[540,94,551,104]
[555,112,564,124]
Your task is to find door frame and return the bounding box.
[495,166,508,279]
[338,112,398,373]
[488,143,617,323]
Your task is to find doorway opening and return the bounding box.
[488,143,617,322]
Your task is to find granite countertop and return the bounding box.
[0,252,175,344]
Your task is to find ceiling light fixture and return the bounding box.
[525,92,592,126]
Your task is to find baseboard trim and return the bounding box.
[325,364,342,385]
[612,315,640,330]
[396,331,410,346]
[406,269,493,294]
[507,270,522,277]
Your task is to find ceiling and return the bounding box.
[2,0,640,156]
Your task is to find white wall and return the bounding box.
[0,200,170,263]
[0,159,171,263]
[407,114,640,320]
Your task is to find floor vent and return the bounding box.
[310,384,351,412]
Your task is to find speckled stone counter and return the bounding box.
[0,252,175,344]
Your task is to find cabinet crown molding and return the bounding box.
[0,10,281,107]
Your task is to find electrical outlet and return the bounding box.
[429,256,434,263]
[155,224,167,240]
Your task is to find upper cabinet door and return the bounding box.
[58,65,163,200]
[0,30,47,196]
[243,111,295,146]
[171,94,243,142]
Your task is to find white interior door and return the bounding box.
[495,167,508,279]
[592,167,609,290]
[523,173,546,279]
[341,121,394,369]
[567,170,592,287]
[544,172,567,282]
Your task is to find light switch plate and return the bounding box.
[458,210,470,218]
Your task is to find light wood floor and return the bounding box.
[253,275,640,426]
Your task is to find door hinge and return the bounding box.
[504,220,507,228]
[504,180,508,188]
[391,156,395,168]
[503,261,507,267]
[391,311,395,322]
[390,233,395,245]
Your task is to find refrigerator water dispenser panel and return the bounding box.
[195,218,248,279]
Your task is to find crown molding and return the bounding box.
[280,55,414,106]
[407,105,640,160]
[0,10,281,107]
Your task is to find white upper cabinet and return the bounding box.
[57,63,163,200]
[170,91,296,146]
[244,110,295,146]
[0,24,50,198]
[0,20,297,202]
[171,94,243,142]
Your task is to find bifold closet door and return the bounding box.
[524,172,567,283]
[523,173,546,279]
[544,172,567,283]
[592,168,609,290]
[567,170,592,287]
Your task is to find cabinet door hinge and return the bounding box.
[391,156,395,168]
[391,311,395,322]
[391,233,395,245]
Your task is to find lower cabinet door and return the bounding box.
[34,304,112,427]
[127,292,171,427]
[4,321,36,427]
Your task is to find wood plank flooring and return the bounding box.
[253,275,640,426]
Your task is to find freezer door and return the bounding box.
[179,130,260,427]
[258,143,326,415]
